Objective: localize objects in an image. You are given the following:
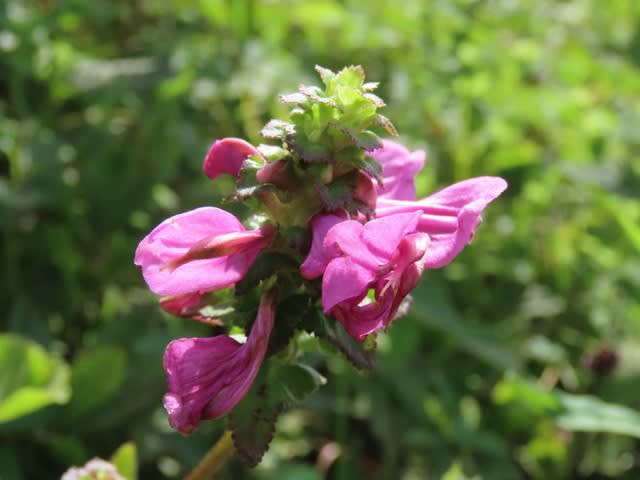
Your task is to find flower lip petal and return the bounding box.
[375,176,507,269]
[134,207,269,296]
[321,257,376,313]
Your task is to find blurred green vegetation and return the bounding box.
[1,0,640,478]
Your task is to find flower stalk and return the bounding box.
[185,430,235,480]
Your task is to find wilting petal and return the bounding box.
[377,176,507,268]
[368,140,425,200]
[300,213,345,279]
[203,137,262,180]
[134,207,270,296]
[163,292,275,434]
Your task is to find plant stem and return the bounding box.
[185,430,235,480]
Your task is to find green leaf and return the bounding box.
[64,345,126,420]
[257,144,288,161]
[342,153,383,184]
[110,442,138,480]
[315,65,335,88]
[373,114,398,136]
[261,120,296,140]
[555,393,640,438]
[229,360,324,466]
[299,85,339,109]
[306,309,376,370]
[334,65,365,89]
[279,92,308,105]
[268,295,312,356]
[235,252,300,296]
[0,334,70,423]
[334,127,381,151]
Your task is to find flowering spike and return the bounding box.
[134,65,507,453]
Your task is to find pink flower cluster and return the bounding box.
[134,137,507,433]
[302,140,507,339]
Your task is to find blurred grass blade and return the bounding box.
[555,393,640,438]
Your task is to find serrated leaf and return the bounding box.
[0,334,71,423]
[268,295,312,356]
[233,184,273,202]
[334,65,365,89]
[312,177,352,211]
[374,114,398,136]
[257,144,288,161]
[314,65,335,87]
[299,85,340,109]
[229,360,324,466]
[364,93,385,107]
[342,152,383,184]
[261,120,296,140]
[279,92,308,105]
[362,82,379,91]
[306,309,376,369]
[335,125,382,151]
[110,442,137,480]
[235,252,300,296]
[64,346,126,420]
[335,85,361,107]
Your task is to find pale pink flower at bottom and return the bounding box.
[163,292,276,434]
[61,458,124,480]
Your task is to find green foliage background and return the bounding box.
[1,0,640,478]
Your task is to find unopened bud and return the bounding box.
[203,138,264,180]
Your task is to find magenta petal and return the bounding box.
[159,292,204,317]
[420,176,507,268]
[163,336,242,433]
[368,140,425,200]
[300,213,345,279]
[322,257,376,312]
[332,288,396,341]
[203,138,262,180]
[360,212,421,260]
[163,293,275,433]
[134,207,265,296]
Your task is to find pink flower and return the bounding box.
[368,140,426,201]
[134,207,273,297]
[302,212,429,340]
[203,137,263,180]
[163,292,276,434]
[376,177,507,268]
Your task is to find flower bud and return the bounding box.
[203,137,264,180]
